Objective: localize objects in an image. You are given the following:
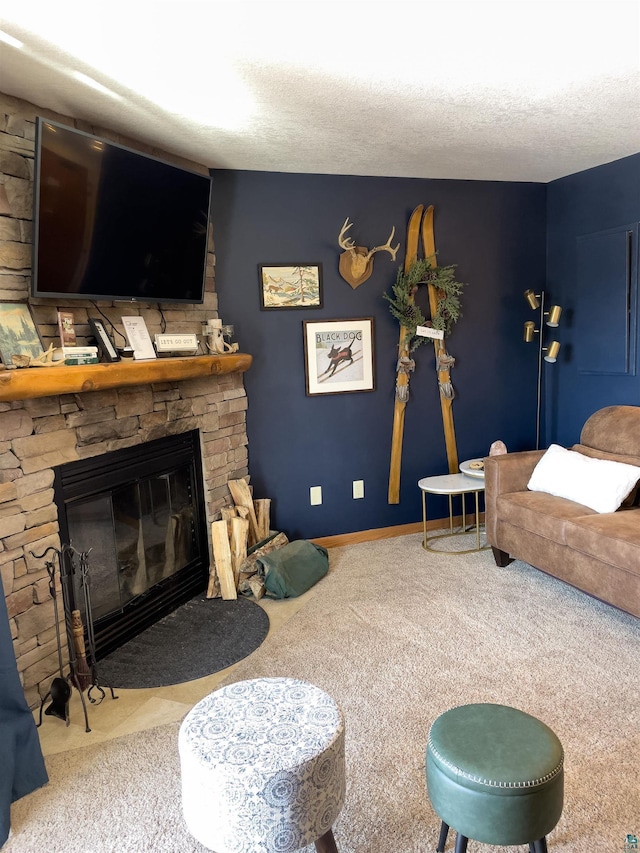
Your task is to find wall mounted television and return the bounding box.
[32,117,212,304]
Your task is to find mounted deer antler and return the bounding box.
[338,218,400,288]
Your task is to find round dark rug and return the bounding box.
[96,594,270,689]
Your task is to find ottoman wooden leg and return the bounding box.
[454,833,468,853]
[533,839,548,853]
[437,821,449,852]
[315,828,339,853]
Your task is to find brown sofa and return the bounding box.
[484,405,640,619]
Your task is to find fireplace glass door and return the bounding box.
[55,430,208,659]
[67,468,196,623]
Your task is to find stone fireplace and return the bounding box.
[0,94,252,707]
[1,367,251,707]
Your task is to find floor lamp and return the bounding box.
[523,290,562,450]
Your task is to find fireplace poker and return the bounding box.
[33,549,71,725]
[75,546,118,705]
[58,545,92,731]
[31,546,90,732]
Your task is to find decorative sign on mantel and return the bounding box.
[121,316,157,360]
[154,333,199,355]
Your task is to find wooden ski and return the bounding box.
[422,206,459,473]
[388,204,423,504]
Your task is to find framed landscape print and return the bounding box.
[0,302,44,366]
[303,318,375,396]
[259,263,323,310]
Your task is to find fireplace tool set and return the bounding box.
[32,544,117,733]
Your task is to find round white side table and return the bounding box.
[459,457,486,480]
[418,468,486,553]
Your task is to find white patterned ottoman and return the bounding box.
[178,677,346,853]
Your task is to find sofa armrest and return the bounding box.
[484,450,544,545]
[484,450,544,495]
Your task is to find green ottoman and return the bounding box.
[426,704,564,853]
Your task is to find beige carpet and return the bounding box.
[7,534,639,852]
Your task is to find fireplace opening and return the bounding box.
[54,430,209,660]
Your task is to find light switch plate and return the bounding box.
[310,486,322,505]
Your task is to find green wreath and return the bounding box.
[383,257,466,353]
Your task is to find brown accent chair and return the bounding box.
[484,406,640,619]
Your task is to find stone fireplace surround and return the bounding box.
[0,94,251,707]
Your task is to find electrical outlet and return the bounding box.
[310,486,322,505]
[353,479,364,499]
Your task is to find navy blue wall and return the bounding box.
[211,171,546,539]
[546,154,640,446]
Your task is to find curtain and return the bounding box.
[0,590,48,847]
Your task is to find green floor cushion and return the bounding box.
[257,541,329,598]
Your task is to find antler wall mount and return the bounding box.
[337,217,400,288]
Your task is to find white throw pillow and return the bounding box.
[527,444,640,513]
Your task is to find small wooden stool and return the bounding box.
[179,677,345,852]
[426,703,564,852]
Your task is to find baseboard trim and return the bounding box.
[311,513,485,549]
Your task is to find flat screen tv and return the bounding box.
[32,117,212,304]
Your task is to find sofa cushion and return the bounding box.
[570,445,640,507]
[496,491,596,544]
[527,444,640,513]
[564,509,640,575]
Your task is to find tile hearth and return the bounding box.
[35,592,313,757]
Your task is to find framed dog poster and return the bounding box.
[303,318,375,396]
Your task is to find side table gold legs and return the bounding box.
[420,475,486,554]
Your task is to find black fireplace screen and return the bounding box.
[55,431,208,659]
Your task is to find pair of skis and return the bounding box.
[387,204,459,504]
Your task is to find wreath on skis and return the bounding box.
[384,258,466,353]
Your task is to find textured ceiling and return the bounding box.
[1,1,639,183]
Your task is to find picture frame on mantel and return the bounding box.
[259,263,323,310]
[303,317,375,396]
[0,302,45,366]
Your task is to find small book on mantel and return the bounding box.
[64,354,99,365]
[57,310,76,349]
[64,345,99,365]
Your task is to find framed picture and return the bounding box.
[0,302,44,366]
[303,318,375,396]
[259,263,323,310]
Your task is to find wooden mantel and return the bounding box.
[0,353,252,402]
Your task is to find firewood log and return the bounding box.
[220,506,237,524]
[211,520,237,600]
[230,516,249,585]
[238,574,266,599]
[227,479,260,545]
[206,567,221,599]
[253,498,271,541]
[237,531,289,576]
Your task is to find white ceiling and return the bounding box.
[1,1,639,183]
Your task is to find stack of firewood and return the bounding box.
[207,479,288,601]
